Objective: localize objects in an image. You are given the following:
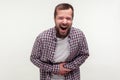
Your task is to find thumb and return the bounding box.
[64,68,71,72]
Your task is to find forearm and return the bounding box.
[64,33,89,71]
[30,55,59,74]
[64,51,89,71]
[30,37,60,74]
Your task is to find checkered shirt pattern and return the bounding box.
[30,27,89,80]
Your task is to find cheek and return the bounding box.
[68,20,72,24]
[68,22,72,26]
[55,21,62,26]
[55,19,60,24]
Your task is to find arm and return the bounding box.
[30,37,59,74]
[64,35,89,71]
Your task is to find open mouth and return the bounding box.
[60,26,68,30]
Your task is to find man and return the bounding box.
[30,3,89,80]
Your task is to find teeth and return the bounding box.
[61,25,67,27]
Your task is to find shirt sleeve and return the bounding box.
[30,36,59,74]
[64,34,89,70]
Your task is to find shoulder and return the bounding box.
[36,27,55,41]
[70,27,85,37]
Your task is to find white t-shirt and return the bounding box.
[51,37,70,80]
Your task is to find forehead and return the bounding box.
[56,8,72,17]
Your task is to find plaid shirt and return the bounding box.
[30,27,89,80]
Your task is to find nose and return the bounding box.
[62,19,67,24]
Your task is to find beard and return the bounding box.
[55,24,71,38]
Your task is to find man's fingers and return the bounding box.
[59,62,71,75]
[60,62,71,72]
[64,68,71,72]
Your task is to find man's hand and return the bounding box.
[59,63,71,75]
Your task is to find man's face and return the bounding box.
[55,8,73,38]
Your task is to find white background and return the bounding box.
[0,0,120,80]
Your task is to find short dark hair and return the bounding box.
[54,3,74,19]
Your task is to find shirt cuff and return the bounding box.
[52,64,60,74]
